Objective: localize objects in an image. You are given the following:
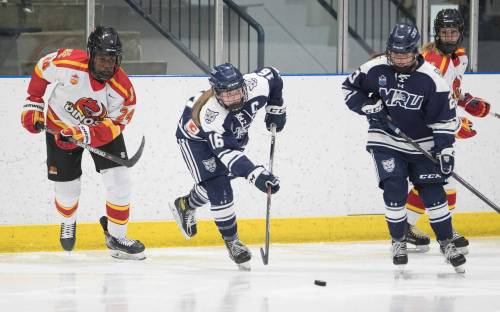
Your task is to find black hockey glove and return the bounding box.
[265,98,286,132]
[434,147,455,177]
[246,166,280,194]
[361,99,389,130]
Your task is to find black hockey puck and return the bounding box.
[314,280,326,286]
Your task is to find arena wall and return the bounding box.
[1,74,499,252]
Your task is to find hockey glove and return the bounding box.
[435,147,455,177]
[55,125,91,149]
[21,96,45,134]
[458,93,491,117]
[455,117,477,139]
[361,99,389,130]
[246,166,280,194]
[265,98,286,132]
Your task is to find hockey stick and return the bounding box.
[36,124,145,168]
[385,121,500,213]
[489,111,500,119]
[260,124,277,265]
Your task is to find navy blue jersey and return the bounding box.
[176,67,283,177]
[342,55,459,154]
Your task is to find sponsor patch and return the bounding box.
[49,166,58,175]
[186,119,200,135]
[378,75,387,86]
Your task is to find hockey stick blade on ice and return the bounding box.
[37,124,145,168]
[385,121,500,213]
[260,124,277,265]
[489,111,500,119]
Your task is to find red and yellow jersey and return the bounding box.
[421,42,468,100]
[26,49,136,147]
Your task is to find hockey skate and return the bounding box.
[169,195,197,239]
[439,239,466,273]
[225,238,252,271]
[404,223,430,253]
[99,216,146,260]
[60,222,76,251]
[391,240,408,269]
[452,230,469,255]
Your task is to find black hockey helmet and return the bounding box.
[87,26,122,81]
[209,63,247,112]
[434,8,464,55]
[386,23,420,73]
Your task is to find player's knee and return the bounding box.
[382,177,408,206]
[54,178,81,205]
[414,183,446,208]
[202,176,233,206]
[102,167,132,201]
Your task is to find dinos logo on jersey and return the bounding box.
[379,87,424,110]
[64,97,108,125]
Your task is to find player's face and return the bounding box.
[93,53,117,79]
[438,27,460,44]
[389,51,415,68]
[217,87,245,110]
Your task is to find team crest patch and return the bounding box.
[204,109,219,124]
[70,74,79,85]
[381,158,395,173]
[378,75,387,86]
[202,157,217,172]
[245,77,258,91]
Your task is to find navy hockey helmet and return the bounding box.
[87,26,122,81]
[209,63,247,112]
[386,23,420,73]
[434,9,464,55]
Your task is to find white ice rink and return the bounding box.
[1,238,500,312]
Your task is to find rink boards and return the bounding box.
[1,74,499,252]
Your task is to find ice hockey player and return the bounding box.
[342,23,466,273]
[405,8,491,255]
[170,63,286,270]
[20,26,145,260]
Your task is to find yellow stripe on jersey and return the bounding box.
[34,64,43,78]
[439,55,448,74]
[47,110,68,128]
[53,60,88,69]
[109,78,129,98]
[102,118,121,139]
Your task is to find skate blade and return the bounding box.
[110,250,146,261]
[407,245,430,253]
[237,262,251,271]
[454,264,465,274]
[456,246,469,255]
[168,202,191,240]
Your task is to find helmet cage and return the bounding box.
[434,9,465,55]
[386,23,420,73]
[209,63,247,112]
[87,26,123,81]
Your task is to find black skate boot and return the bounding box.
[169,195,197,239]
[439,239,466,273]
[99,216,146,260]
[404,223,430,253]
[225,238,252,271]
[451,230,469,255]
[391,240,408,267]
[60,222,76,251]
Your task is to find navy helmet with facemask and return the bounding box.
[386,23,420,73]
[434,9,464,55]
[209,63,247,112]
[87,26,122,82]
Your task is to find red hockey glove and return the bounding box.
[55,125,91,149]
[455,117,477,139]
[21,96,45,133]
[458,93,491,117]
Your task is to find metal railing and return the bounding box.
[317,0,415,55]
[124,0,264,74]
